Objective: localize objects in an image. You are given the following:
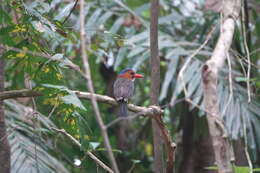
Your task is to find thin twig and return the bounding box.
[241,2,253,169]
[241,110,253,173]
[126,163,136,173]
[113,0,147,27]
[221,51,233,116]
[79,0,119,172]
[241,0,251,103]
[105,109,149,129]
[48,103,58,119]
[0,44,83,76]
[51,128,114,173]
[62,0,79,24]
[26,73,40,173]
[170,25,216,106]
[230,49,260,70]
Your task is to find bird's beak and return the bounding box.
[134,73,144,78]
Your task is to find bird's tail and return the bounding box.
[118,101,128,117]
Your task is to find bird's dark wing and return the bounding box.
[113,78,134,101]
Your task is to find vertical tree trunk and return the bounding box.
[0,49,11,173]
[180,108,216,173]
[201,0,241,173]
[179,106,195,173]
[233,139,248,166]
[150,0,164,172]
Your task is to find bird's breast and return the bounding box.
[113,78,134,100]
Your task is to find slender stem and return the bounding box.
[241,0,251,103]
[52,128,114,173]
[79,0,119,172]
[62,0,79,24]
[0,44,83,76]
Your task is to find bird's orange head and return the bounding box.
[118,69,143,80]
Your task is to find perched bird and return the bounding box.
[113,69,143,116]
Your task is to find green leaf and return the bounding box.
[89,142,100,150]
[253,168,260,171]
[132,159,141,164]
[62,94,86,111]
[235,77,248,82]
[5,100,70,173]
[0,6,12,24]
[204,166,218,170]
[42,84,86,111]
[233,166,250,173]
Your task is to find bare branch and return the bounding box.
[0,89,42,100]
[105,105,163,129]
[62,0,79,24]
[51,128,114,173]
[171,24,216,106]
[79,0,119,172]
[241,0,251,102]
[241,1,253,170]
[0,89,163,116]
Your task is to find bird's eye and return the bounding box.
[130,72,135,75]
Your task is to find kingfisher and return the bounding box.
[113,69,143,116]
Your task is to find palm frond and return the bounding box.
[5,100,70,173]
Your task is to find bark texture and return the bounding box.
[150,1,176,172]
[180,108,216,173]
[0,51,11,173]
[150,0,164,172]
[202,0,241,173]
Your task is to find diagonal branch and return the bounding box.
[79,0,119,172]
[0,44,83,75]
[1,88,175,171]
[51,128,114,173]
[62,0,79,24]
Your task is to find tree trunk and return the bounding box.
[179,105,195,173]
[150,0,164,172]
[180,108,216,173]
[202,0,241,173]
[0,50,11,173]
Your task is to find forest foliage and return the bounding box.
[1,0,260,173]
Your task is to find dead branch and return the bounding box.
[62,0,79,24]
[79,0,119,172]
[51,128,114,173]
